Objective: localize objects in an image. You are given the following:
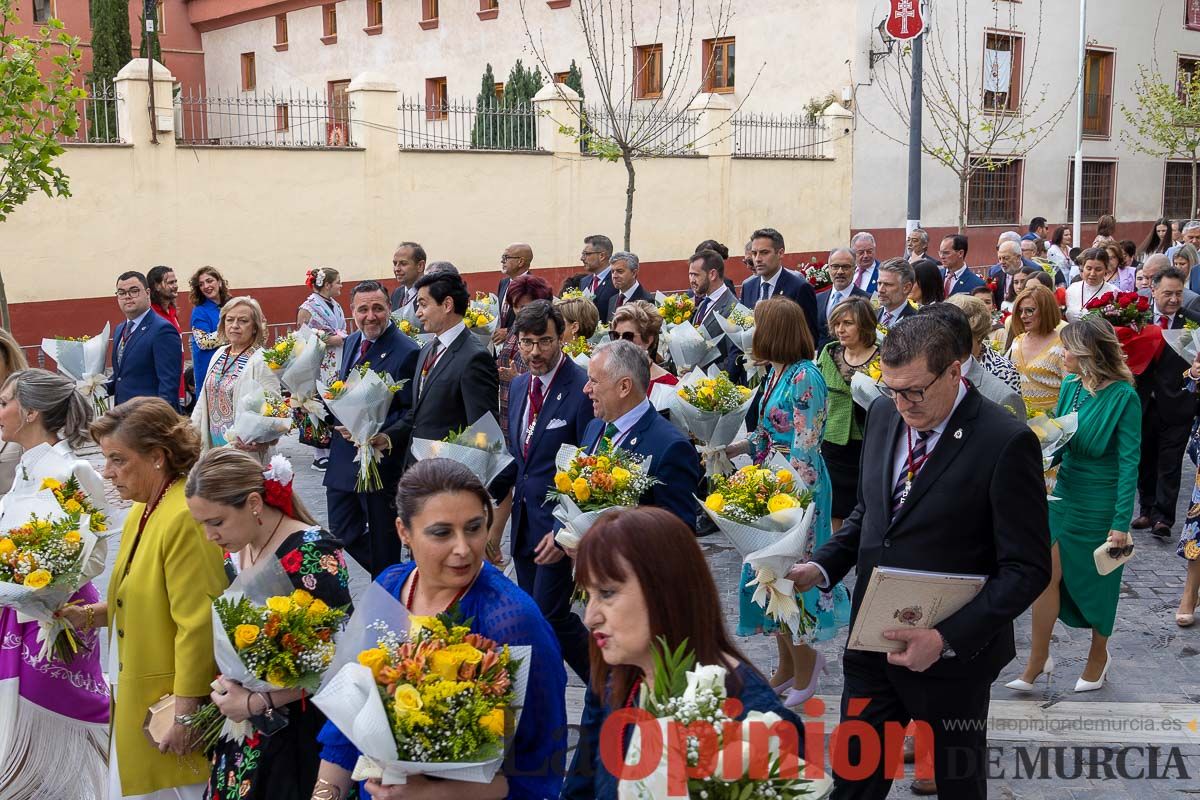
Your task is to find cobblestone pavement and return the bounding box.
[90,438,1200,798]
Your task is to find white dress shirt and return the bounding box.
[608,398,651,447]
[1064,281,1118,323]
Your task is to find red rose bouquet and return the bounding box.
[803,262,831,292]
[1083,291,1163,375]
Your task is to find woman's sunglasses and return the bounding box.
[1106,543,1134,559]
[608,331,638,341]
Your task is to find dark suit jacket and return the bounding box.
[384,327,500,467]
[390,284,416,314]
[811,388,1051,680]
[877,300,916,327]
[741,269,820,344]
[108,312,183,410]
[324,324,420,494]
[606,283,653,320]
[694,288,740,374]
[816,285,870,351]
[1137,314,1198,428]
[589,272,619,324]
[498,271,531,328]
[579,405,702,529]
[945,267,986,297]
[500,358,595,559]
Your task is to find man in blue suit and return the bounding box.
[741,227,820,344]
[108,271,182,411]
[938,234,985,297]
[816,248,871,351]
[325,280,420,576]
[579,339,702,529]
[494,300,595,680]
[580,234,619,322]
[850,231,881,295]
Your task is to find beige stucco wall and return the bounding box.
[1,63,852,306]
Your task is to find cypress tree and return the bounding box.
[471,63,499,149]
[87,0,131,141]
[503,59,542,149]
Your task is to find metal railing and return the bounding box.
[37,81,123,144]
[731,113,826,159]
[397,96,541,151]
[174,88,356,148]
[580,104,701,156]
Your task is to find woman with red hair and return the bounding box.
[563,507,802,799]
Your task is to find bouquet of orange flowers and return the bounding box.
[547,443,658,549]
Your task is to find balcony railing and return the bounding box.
[174,88,355,148]
[732,113,827,159]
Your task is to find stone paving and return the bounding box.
[89,437,1200,798]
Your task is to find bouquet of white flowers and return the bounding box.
[278,326,328,427]
[411,412,514,486]
[225,385,295,446]
[40,323,111,416]
[320,367,407,492]
[662,322,724,373]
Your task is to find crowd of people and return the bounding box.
[0,214,1196,800]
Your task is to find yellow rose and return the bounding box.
[473,432,490,449]
[479,707,506,737]
[738,464,758,475]
[554,472,572,493]
[233,624,260,649]
[610,467,631,486]
[0,539,14,555]
[676,388,687,398]
[290,589,314,608]
[658,307,668,317]
[767,494,799,514]
[307,598,330,617]
[330,380,345,391]
[23,569,51,589]
[393,684,424,716]
[700,386,714,397]
[705,493,725,513]
[39,478,62,491]
[274,341,288,352]
[267,668,289,686]
[64,530,81,544]
[738,385,752,396]
[266,596,292,614]
[595,456,611,470]
[465,316,476,328]
[429,643,484,681]
[409,615,441,637]
[777,470,794,485]
[673,316,683,325]
[63,499,83,514]
[357,647,390,680]
[261,403,275,416]
[572,477,591,503]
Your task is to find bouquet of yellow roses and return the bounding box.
[411,412,514,486]
[226,386,296,446]
[700,457,818,637]
[849,357,885,411]
[655,292,696,328]
[664,368,755,476]
[392,316,435,347]
[548,443,659,549]
[40,322,112,416]
[320,365,408,492]
[1028,412,1079,499]
[262,331,299,370]
[313,582,531,785]
[0,490,109,662]
[465,292,498,342]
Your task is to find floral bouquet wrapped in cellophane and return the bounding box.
[320,366,408,492]
[700,455,817,637]
[277,326,328,428]
[0,490,108,663]
[40,322,111,417]
[849,358,885,411]
[548,443,658,550]
[1028,412,1079,499]
[465,292,499,343]
[654,291,696,330]
[392,315,435,347]
[184,556,349,749]
[714,304,755,354]
[313,582,531,786]
[225,385,296,446]
[660,367,754,477]
[411,412,514,486]
[661,321,724,374]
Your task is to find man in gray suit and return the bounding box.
[1141,253,1200,322]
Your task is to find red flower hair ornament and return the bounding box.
[262,455,296,518]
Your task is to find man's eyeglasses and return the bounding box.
[517,336,558,350]
[1106,543,1134,559]
[581,250,602,258]
[115,287,143,298]
[608,331,638,342]
[501,255,523,262]
[876,367,948,404]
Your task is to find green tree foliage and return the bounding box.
[1120,64,1200,220]
[87,0,131,140]
[502,59,542,149]
[563,59,584,100]
[470,63,500,149]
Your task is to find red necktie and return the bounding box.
[943,271,955,296]
[357,339,370,364]
[1159,315,1170,330]
[591,275,600,292]
[523,378,545,457]
[618,293,628,307]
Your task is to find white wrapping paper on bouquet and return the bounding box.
[713,304,755,354]
[40,323,111,415]
[319,370,403,492]
[1163,328,1200,364]
[850,370,886,411]
[468,293,500,344]
[550,442,653,550]
[662,322,724,373]
[1028,412,1078,499]
[280,326,328,426]
[587,323,610,348]
[225,384,295,445]
[569,352,591,370]
[313,582,532,786]
[744,503,817,638]
[410,412,514,486]
[0,492,109,662]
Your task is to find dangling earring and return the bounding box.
[255,511,262,526]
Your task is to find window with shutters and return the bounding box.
[702,38,735,93]
[982,31,1023,112]
[1164,162,1199,220]
[274,14,288,50]
[321,4,337,43]
[967,158,1022,226]
[1066,160,1116,223]
[32,0,53,22]
[426,77,448,121]
[240,53,256,92]
[1187,0,1200,31]
[634,44,663,99]
[366,0,383,30]
[1082,49,1114,138]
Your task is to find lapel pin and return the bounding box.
[953,428,963,440]
[555,393,562,401]
[630,437,638,446]
[381,352,388,359]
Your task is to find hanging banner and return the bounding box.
[885,0,925,40]
[983,48,1013,95]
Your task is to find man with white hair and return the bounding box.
[1167,220,1200,262]
[850,231,881,294]
[1140,253,1200,321]
[990,240,1027,309]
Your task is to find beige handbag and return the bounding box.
[1093,539,1134,576]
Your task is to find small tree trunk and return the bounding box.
[0,271,11,332]
[958,173,969,233]
[1191,156,1198,219]
[622,150,636,250]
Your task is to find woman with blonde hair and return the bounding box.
[1009,285,1067,414]
[554,295,600,342]
[191,296,280,455]
[0,328,28,493]
[610,300,677,390]
[1008,318,1138,694]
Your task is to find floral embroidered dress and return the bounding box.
[207,527,352,800]
[299,292,347,386]
[1009,330,1067,414]
[737,360,851,642]
[202,348,253,447]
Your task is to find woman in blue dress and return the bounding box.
[563,507,803,799]
[313,459,567,800]
[726,297,850,710]
[187,266,230,392]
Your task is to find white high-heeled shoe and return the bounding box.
[783,652,828,708]
[1004,654,1055,692]
[1074,649,1111,693]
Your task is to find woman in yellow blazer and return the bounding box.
[64,397,228,798]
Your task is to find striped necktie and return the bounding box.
[892,429,932,516]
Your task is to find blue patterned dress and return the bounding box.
[737,360,851,643]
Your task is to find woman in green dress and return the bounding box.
[1007,318,1139,695]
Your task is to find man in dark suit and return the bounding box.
[605,251,652,319]
[851,231,881,295]
[325,280,420,576]
[493,300,595,680]
[494,242,533,346]
[938,234,985,297]
[108,271,183,411]
[580,234,619,323]
[875,258,918,328]
[816,248,870,350]
[579,339,702,528]
[989,237,1038,307]
[389,241,426,314]
[790,315,1051,800]
[1139,253,1200,321]
[382,271,500,468]
[688,249,739,367]
[1134,267,1198,539]
[741,227,819,343]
